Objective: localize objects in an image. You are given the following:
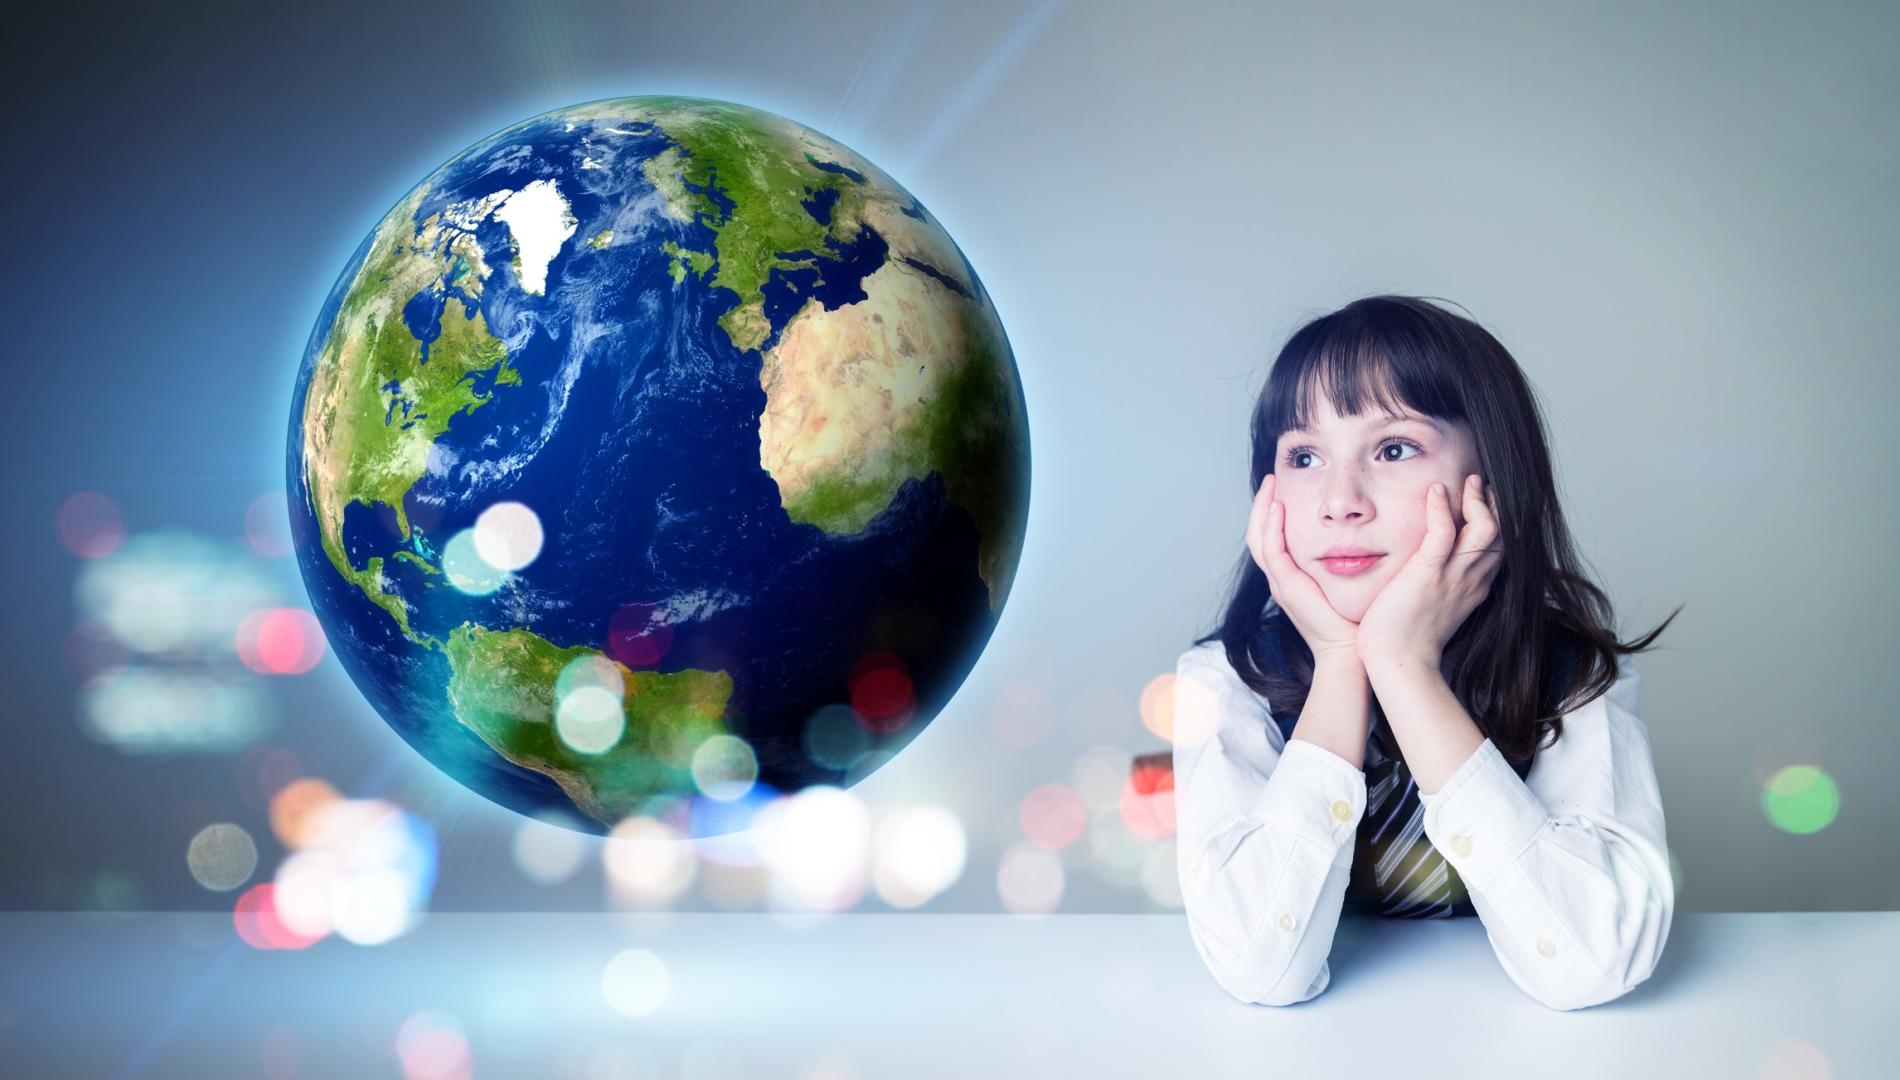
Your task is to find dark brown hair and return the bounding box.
[1196,295,1681,770]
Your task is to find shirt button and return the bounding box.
[1449,833,1472,858]
[1330,799,1351,822]
[1279,913,1297,932]
[1536,937,1556,958]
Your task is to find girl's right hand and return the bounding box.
[1246,473,1361,662]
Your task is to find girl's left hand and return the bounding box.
[1355,474,1504,671]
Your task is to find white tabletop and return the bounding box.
[3,911,1891,1077]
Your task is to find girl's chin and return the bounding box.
[1320,585,1380,622]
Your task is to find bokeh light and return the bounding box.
[57,491,126,558]
[606,602,674,667]
[513,810,589,885]
[232,883,324,951]
[690,788,777,866]
[1762,764,1841,835]
[996,841,1064,916]
[601,948,671,1018]
[556,652,625,700]
[396,1009,472,1080]
[186,823,258,892]
[1138,672,1178,742]
[848,652,914,735]
[472,500,544,572]
[273,849,343,939]
[1087,808,1147,889]
[691,734,759,801]
[556,685,625,753]
[604,814,696,906]
[1161,669,1219,747]
[269,776,341,847]
[80,665,272,752]
[1071,745,1132,813]
[802,703,873,771]
[235,608,326,675]
[1758,1037,1831,1080]
[75,529,281,655]
[85,867,144,911]
[1120,762,1176,840]
[264,794,438,948]
[871,805,966,908]
[752,785,872,914]
[1018,783,1087,850]
[441,528,507,595]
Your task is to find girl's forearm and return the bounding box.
[1288,651,1372,772]
[1362,655,1486,795]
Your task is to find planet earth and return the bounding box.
[287,96,1030,836]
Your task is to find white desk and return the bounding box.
[3,911,1891,1077]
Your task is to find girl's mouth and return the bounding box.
[1320,555,1383,576]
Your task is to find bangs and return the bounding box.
[1266,305,1468,438]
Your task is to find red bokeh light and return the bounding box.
[56,491,126,558]
[848,652,914,734]
[236,609,326,675]
[232,884,322,951]
[1019,783,1088,850]
[606,602,674,667]
[1120,765,1177,840]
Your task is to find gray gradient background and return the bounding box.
[5,0,1895,913]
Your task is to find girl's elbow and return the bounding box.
[1182,907,1331,1006]
[1211,956,1331,1007]
[1519,967,1648,1012]
[1516,897,1671,1011]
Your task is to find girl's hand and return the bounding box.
[1246,473,1361,662]
[1354,474,1503,671]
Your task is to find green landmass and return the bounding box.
[640,99,866,352]
[392,550,441,575]
[443,623,737,827]
[300,187,523,646]
[660,240,714,286]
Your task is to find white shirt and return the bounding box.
[1171,640,1674,1010]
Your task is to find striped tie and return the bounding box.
[1352,741,1470,918]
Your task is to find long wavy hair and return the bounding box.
[1195,295,1681,771]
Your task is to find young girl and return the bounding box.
[1171,294,1681,1010]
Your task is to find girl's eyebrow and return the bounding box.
[1285,413,1441,436]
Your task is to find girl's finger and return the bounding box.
[1424,481,1455,558]
[1266,497,1291,570]
[1472,475,1502,526]
[1458,475,1504,555]
[1246,475,1273,563]
[1248,477,1287,595]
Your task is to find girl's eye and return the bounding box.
[1281,438,1422,470]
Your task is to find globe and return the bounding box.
[287,96,1030,836]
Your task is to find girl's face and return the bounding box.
[1272,392,1482,622]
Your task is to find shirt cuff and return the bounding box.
[1417,738,1552,891]
[1247,738,1367,856]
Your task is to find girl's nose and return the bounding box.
[1320,475,1373,521]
